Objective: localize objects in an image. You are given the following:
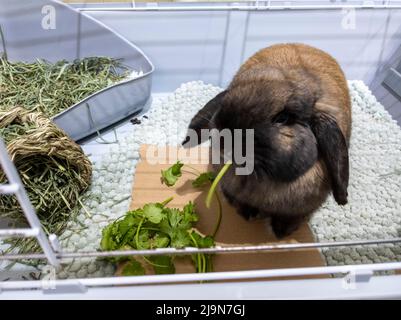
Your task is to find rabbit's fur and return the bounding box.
[184,43,351,238]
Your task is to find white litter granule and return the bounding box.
[2,80,400,280]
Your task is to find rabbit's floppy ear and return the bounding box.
[311,112,349,205]
[182,90,226,147]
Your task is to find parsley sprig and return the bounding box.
[100,198,214,275]
[101,161,232,276]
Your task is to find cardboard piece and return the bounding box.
[122,145,326,278]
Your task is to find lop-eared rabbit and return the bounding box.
[184,43,351,238]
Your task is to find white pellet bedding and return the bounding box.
[1,80,401,279]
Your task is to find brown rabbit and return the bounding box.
[184,43,351,238]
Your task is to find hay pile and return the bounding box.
[0,56,129,117]
[0,107,92,254]
[0,56,133,255]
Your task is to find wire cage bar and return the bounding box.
[1,262,401,292]
[2,237,401,262]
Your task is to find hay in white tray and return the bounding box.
[1,80,400,280]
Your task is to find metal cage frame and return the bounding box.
[1,0,401,297]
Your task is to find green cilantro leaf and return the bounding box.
[167,208,183,229]
[192,171,216,188]
[142,203,165,224]
[161,161,184,186]
[100,224,116,251]
[150,233,170,248]
[197,235,215,248]
[116,215,140,245]
[129,229,151,249]
[170,229,192,248]
[190,231,215,248]
[147,256,175,275]
[100,199,215,276]
[121,259,146,276]
[182,202,198,225]
[158,217,174,238]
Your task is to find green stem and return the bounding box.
[135,218,145,249]
[212,191,223,238]
[189,232,202,274]
[160,197,174,207]
[143,256,169,268]
[201,254,206,273]
[206,161,232,208]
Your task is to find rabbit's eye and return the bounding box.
[273,112,292,125]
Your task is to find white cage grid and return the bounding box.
[0,0,401,298]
